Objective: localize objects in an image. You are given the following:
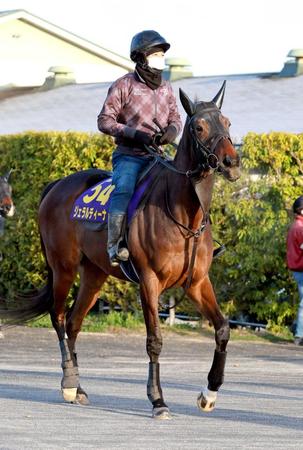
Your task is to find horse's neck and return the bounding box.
[169,135,215,225]
[192,175,215,213]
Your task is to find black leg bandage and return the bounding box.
[207,350,227,392]
[60,340,79,389]
[147,362,167,407]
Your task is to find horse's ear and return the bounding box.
[179,88,195,117]
[4,169,12,182]
[212,80,226,109]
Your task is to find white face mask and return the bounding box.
[146,54,166,71]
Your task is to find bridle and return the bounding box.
[144,105,234,237]
[188,106,233,177]
[145,106,232,179]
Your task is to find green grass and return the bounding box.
[81,311,145,332]
[229,327,293,343]
[29,311,145,333]
[28,311,294,343]
[29,315,52,329]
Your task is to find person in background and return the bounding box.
[98,30,182,267]
[286,195,303,345]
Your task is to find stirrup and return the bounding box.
[117,246,129,261]
[108,245,129,267]
[213,244,226,259]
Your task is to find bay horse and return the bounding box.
[0,170,14,221]
[0,82,240,419]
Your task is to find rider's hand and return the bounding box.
[159,124,177,145]
[153,133,163,146]
[134,130,153,146]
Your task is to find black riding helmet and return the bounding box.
[130,30,170,62]
[293,196,303,214]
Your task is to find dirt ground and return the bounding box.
[0,326,302,450]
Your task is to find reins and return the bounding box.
[164,178,208,239]
[142,112,228,311]
[162,176,209,310]
[144,144,203,178]
[144,142,213,311]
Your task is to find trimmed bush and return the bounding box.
[0,131,302,328]
[210,132,303,328]
[0,131,138,308]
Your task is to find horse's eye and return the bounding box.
[196,125,203,132]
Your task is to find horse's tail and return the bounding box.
[0,267,53,327]
[0,181,59,327]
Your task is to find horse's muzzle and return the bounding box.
[219,154,241,182]
[0,203,15,218]
[219,164,241,182]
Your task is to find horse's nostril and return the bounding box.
[223,156,232,167]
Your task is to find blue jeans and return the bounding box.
[109,152,153,215]
[292,271,303,337]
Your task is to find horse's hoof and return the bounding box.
[75,393,90,405]
[75,387,90,405]
[197,388,217,412]
[61,387,77,403]
[152,406,172,420]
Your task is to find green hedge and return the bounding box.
[0,131,139,310]
[210,132,303,329]
[0,131,302,328]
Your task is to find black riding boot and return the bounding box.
[107,214,129,267]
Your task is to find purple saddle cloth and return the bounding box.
[70,176,151,226]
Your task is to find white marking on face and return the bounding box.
[6,204,15,217]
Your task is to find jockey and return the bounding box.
[98,30,182,267]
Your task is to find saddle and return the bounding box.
[70,159,162,283]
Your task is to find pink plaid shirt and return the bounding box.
[97,72,182,154]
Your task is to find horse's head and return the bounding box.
[179,81,240,182]
[0,170,15,218]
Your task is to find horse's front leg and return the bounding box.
[188,275,230,412]
[140,280,171,420]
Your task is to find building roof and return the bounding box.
[0,10,302,140]
[0,9,133,72]
[0,72,302,141]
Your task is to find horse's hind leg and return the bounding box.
[48,264,79,403]
[140,279,171,420]
[188,275,230,412]
[65,256,108,405]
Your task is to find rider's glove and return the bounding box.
[134,130,153,146]
[159,124,178,145]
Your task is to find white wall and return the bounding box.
[0,19,128,86]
